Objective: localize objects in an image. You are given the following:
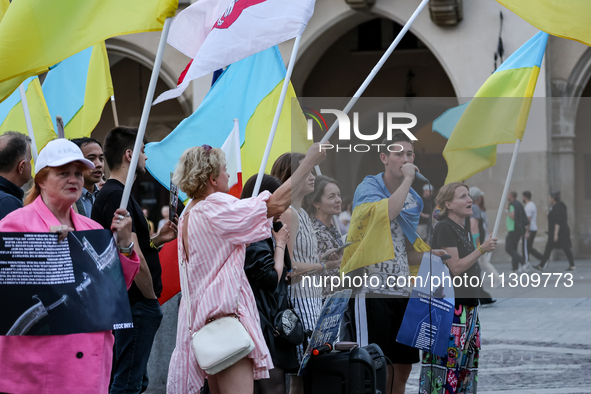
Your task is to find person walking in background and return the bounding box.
[505,191,527,273]
[522,191,543,263]
[158,205,169,233]
[533,191,576,271]
[0,132,32,220]
[469,187,487,247]
[71,137,105,218]
[469,186,496,306]
[303,175,344,297]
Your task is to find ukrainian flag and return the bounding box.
[0,0,177,102]
[498,0,591,47]
[145,46,310,201]
[42,43,113,140]
[440,31,548,184]
[0,42,114,156]
[0,77,54,156]
[340,174,430,276]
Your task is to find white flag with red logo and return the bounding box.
[167,0,235,59]
[154,0,315,105]
[221,118,243,198]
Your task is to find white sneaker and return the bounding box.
[523,262,532,271]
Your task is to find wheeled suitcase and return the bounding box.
[303,344,387,394]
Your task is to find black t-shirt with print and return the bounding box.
[91,179,162,304]
[432,217,481,307]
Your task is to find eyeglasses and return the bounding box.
[202,144,212,155]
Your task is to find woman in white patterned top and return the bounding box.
[273,153,339,394]
[303,175,344,297]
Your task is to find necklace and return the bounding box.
[445,217,474,252]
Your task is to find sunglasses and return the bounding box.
[202,144,212,155]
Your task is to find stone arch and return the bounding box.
[372,5,460,98]
[89,39,191,148]
[293,8,456,192]
[293,6,460,98]
[292,10,374,95]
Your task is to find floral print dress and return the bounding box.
[419,305,480,394]
[311,217,343,297]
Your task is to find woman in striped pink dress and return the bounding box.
[167,144,325,394]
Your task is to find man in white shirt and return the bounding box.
[522,191,543,262]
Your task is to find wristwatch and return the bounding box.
[118,241,135,256]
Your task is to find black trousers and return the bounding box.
[539,240,575,268]
[522,230,544,261]
[506,231,525,270]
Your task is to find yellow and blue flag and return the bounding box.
[435,31,548,184]
[42,43,113,140]
[498,0,591,47]
[0,77,54,155]
[145,46,310,201]
[0,0,177,102]
[341,173,430,276]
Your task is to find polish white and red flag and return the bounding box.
[221,118,242,198]
[154,0,316,105]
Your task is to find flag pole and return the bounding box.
[119,17,173,210]
[18,83,38,162]
[252,35,302,197]
[111,95,120,127]
[318,0,429,145]
[485,139,522,264]
[312,0,429,235]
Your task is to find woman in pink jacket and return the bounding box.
[0,139,140,394]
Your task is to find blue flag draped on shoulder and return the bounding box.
[341,173,430,275]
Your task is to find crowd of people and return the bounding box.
[0,126,577,394]
[502,189,576,273]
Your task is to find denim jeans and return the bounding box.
[110,298,163,394]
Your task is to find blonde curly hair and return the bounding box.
[173,146,226,199]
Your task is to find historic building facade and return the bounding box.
[97,0,590,258]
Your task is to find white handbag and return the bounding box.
[190,315,255,375]
[179,221,254,375]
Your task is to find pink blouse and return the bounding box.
[0,196,140,394]
[167,191,274,394]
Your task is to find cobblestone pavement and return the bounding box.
[406,259,591,394]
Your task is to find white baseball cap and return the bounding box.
[35,139,95,175]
